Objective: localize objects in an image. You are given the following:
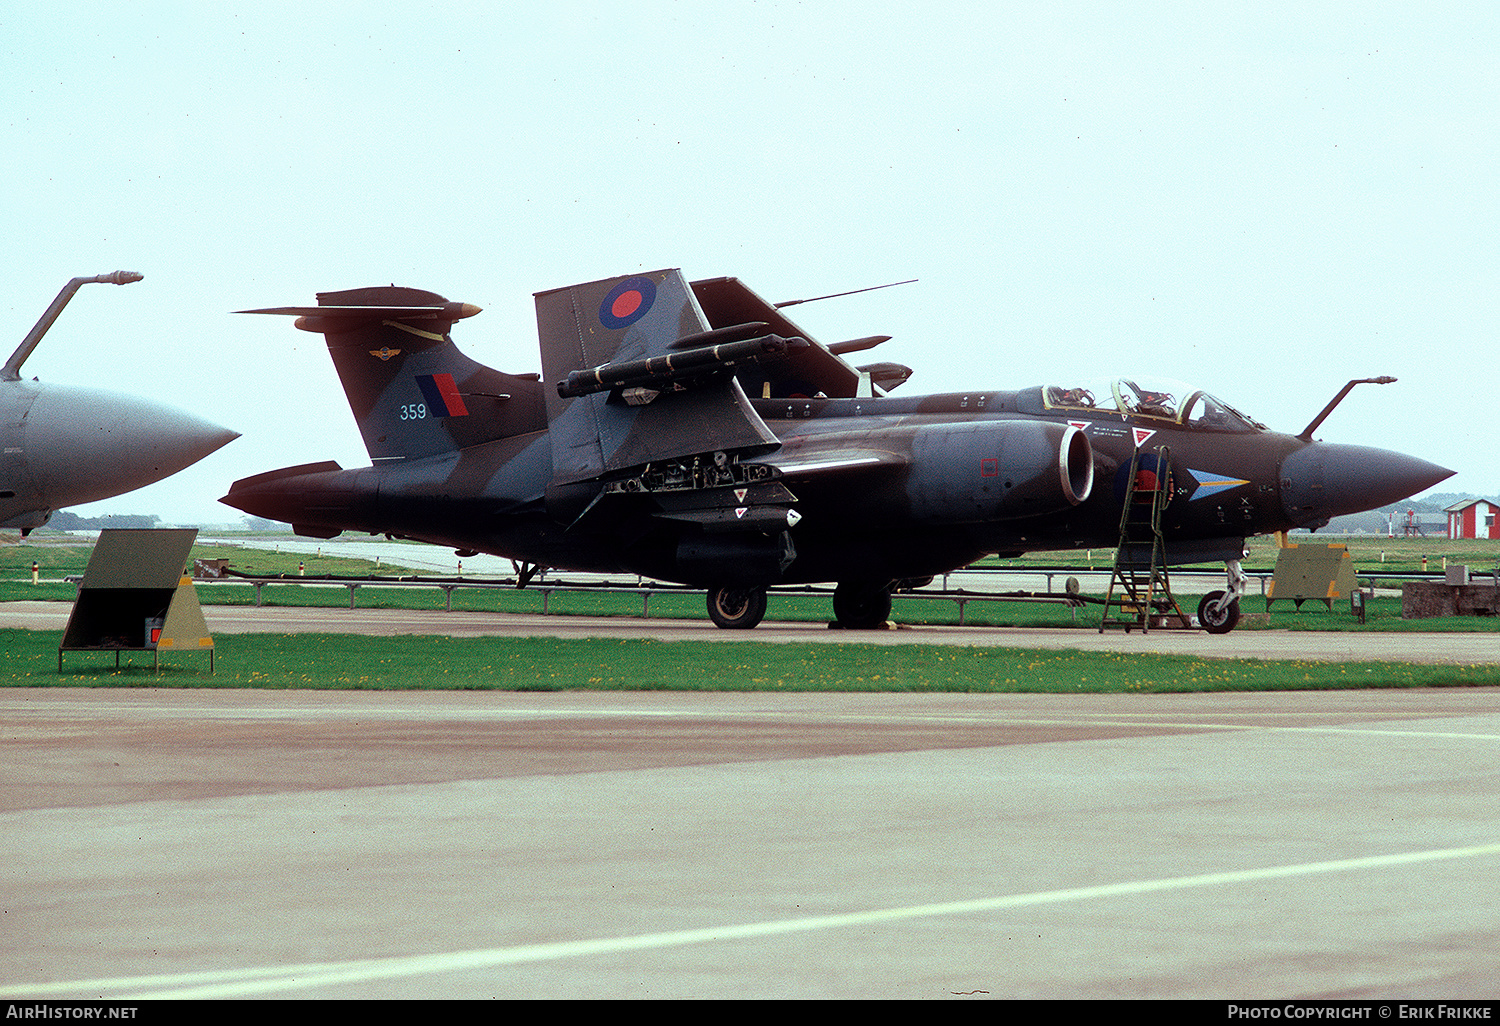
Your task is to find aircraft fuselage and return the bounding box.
[223,384,1443,586]
[220,270,1452,631]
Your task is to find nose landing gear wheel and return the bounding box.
[707,586,768,629]
[1197,590,1241,634]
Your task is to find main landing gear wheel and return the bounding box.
[1197,591,1241,635]
[832,581,893,630]
[707,586,767,629]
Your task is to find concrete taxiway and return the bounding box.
[2,687,1499,999]
[4,599,1499,998]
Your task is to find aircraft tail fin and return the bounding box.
[534,269,783,485]
[240,287,546,462]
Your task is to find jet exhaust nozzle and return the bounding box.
[906,420,1093,522]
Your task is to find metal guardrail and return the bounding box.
[946,566,1500,595]
[192,573,1089,623]
[175,563,1494,626]
[35,562,1480,628]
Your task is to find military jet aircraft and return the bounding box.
[2,272,239,533]
[221,268,1451,632]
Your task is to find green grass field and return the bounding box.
[4,533,1498,692]
[11,630,1500,693]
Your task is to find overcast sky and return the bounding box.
[3,2,1494,526]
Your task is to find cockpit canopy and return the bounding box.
[1041,377,1266,432]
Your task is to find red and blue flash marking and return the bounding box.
[416,373,469,417]
[599,276,657,330]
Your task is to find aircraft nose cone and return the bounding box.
[28,385,239,505]
[151,410,241,469]
[1280,442,1453,528]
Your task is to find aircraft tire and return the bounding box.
[707,586,768,629]
[1197,591,1241,635]
[833,581,893,629]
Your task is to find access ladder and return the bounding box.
[1099,446,1189,633]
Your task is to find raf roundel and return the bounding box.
[599,276,657,330]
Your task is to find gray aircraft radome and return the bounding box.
[1,272,239,533]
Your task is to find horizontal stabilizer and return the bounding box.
[239,302,482,322]
[239,300,482,338]
[238,286,544,463]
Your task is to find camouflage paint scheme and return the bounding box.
[222,268,1451,630]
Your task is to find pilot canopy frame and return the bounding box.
[1041,376,1266,432]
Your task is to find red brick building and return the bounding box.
[1445,499,1500,539]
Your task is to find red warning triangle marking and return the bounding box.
[735,508,748,519]
[1132,428,1156,448]
[734,488,748,502]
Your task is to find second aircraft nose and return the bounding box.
[1280,441,1453,529]
[28,384,239,506]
